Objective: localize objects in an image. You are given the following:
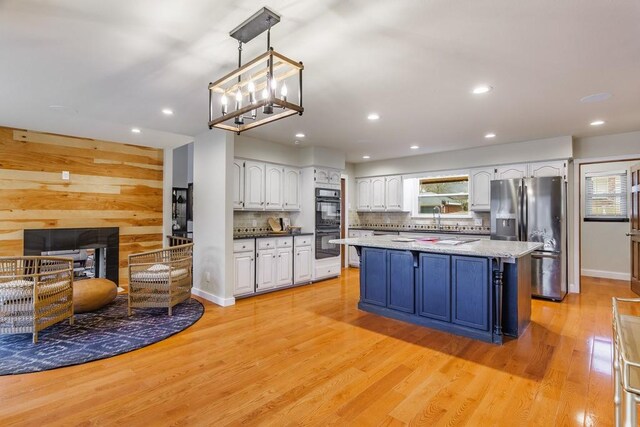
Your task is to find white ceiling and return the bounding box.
[1,1,639,159]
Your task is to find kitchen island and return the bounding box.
[330,235,542,344]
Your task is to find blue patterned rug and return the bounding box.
[0,295,204,375]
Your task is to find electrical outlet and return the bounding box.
[385,217,391,224]
[205,272,211,282]
[61,171,70,181]
[252,220,257,227]
[474,218,483,226]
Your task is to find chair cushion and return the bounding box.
[131,268,188,283]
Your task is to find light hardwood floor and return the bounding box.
[0,271,635,426]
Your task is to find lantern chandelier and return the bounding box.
[208,7,304,134]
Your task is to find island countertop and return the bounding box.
[330,235,542,258]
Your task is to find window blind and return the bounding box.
[584,170,628,220]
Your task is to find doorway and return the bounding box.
[579,159,637,284]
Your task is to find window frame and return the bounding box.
[407,171,472,219]
[583,170,629,223]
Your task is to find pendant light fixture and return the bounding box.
[208,7,304,134]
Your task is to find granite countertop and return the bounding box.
[330,235,542,258]
[234,231,314,240]
[349,226,490,236]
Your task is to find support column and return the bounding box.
[191,129,235,306]
[493,258,504,339]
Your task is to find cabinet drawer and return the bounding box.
[276,237,293,248]
[233,239,255,253]
[294,235,313,247]
[257,238,276,250]
[314,264,341,279]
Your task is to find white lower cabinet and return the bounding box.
[257,237,293,290]
[233,239,255,296]
[275,247,293,288]
[256,247,277,291]
[294,236,313,284]
[348,230,374,267]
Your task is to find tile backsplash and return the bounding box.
[349,211,491,233]
[234,211,294,235]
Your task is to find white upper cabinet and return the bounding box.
[528,160,566,179]
[495,164,527,180]
[232,160,244,210]
[244,161,265,210]
[329,170,341,185]
[265,164,284,210]
[385,175,403,211]
[356,178,371,211]
[283,167,300,210]
[315,168,330,185]
[469,167,493,211]
[370,177,386,211]
[357,175,404,212]
[236,159,300,211]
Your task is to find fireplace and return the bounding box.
[24,227,119,284]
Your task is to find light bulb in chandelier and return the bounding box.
[281,83,288,103]
[262,88,269,100]
[234,90,244,125]
[247,80,256,104]
[221,94,228,115]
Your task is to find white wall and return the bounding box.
[580,160,636,281]
[574,130,640,159]
[192,129,235,306]
[354,136,573,177]
[172,143,189,188]
[235,135,346,169]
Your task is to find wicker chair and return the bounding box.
[0,256,74,344]
[127,243,194,316]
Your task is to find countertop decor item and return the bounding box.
[208,7,304,134]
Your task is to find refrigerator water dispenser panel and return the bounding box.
[495,218,516,238]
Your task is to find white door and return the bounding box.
[385,176,403,211]
[356,179,371,211]
[315,168,329,184]
[370,177,386,211]
[244,161,265,210]
[276,248,293,287]
[529,161,566,179]
[495,164,527,179]
[256,249,276,290]
[232,160,244,210]
[265,164,284,210]
[469,167,493,211]
[329,170,341,185]
[294,245,313,283]
[233,252,255,295]
[283,167,300,210]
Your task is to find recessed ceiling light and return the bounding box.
[295,133,305,138]
[590,120,605,126]
[131,128,141,134]
[367,113,380,121]
[294,140,300,145]
[472,85,493,94]
[362,155,371,159]
[580,93,612,103]
[485,133,496,139]
[162,108,174,115]
[410,145,419,150]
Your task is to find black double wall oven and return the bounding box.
[315,188,341,259]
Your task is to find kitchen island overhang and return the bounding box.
[331,236,543,344]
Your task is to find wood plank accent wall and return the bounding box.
[0,126,164,285]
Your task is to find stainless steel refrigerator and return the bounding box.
[490,176,567,301]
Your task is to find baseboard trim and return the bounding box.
[191,287,236,306]
[581,269,630,281]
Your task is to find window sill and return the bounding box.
[583,217,629,223]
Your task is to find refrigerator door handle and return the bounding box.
[523,183,529,241]
[532,251,560,259]
[516,184,522,241]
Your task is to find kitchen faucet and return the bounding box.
[433,206,442,230]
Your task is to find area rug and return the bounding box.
[0,296,204,375]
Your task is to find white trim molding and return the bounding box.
[192,287,236,306]
[581,269,631,282]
